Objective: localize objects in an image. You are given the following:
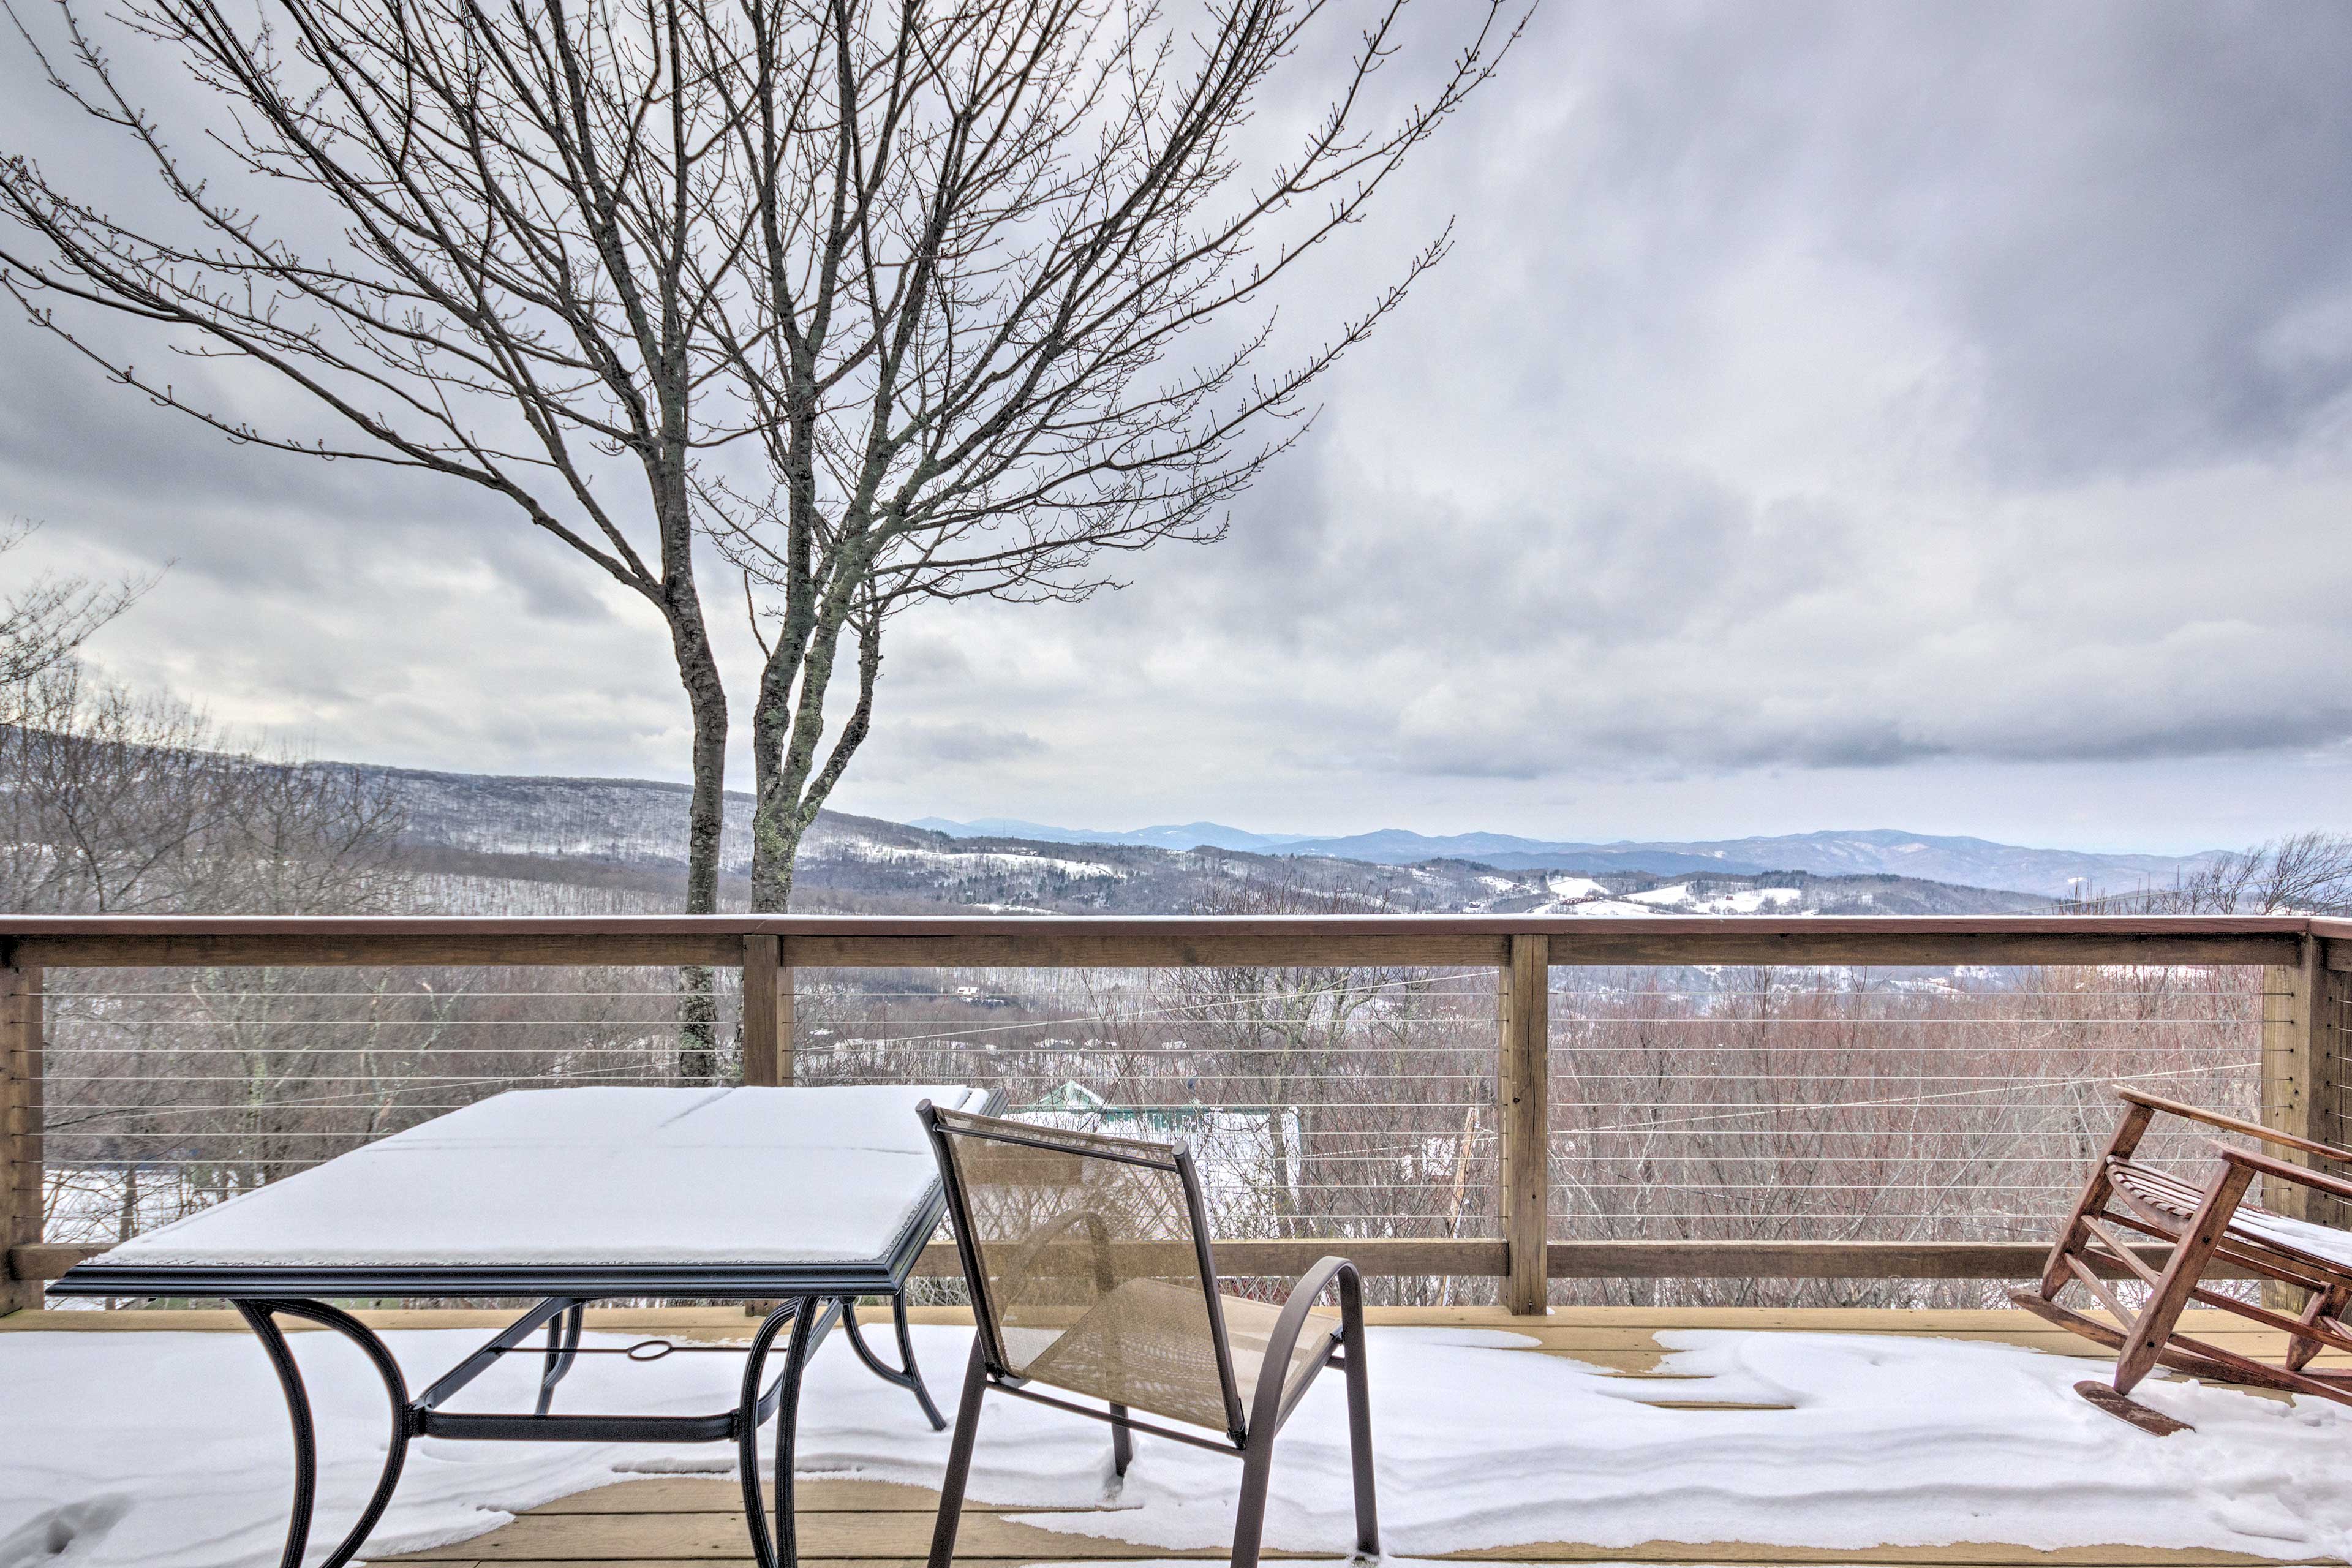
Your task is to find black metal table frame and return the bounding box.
[52,1209,955,1568]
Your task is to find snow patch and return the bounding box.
[6,1327,2352,1566]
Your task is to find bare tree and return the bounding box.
[2074,833,2352,916]
[0,518,146,698]
[0,0,1529,1082]
[0,664,234,911]
[701,1,1528,905]
[0,661,410,913]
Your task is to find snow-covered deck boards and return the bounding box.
[10,1305,2332,1568]
[389,1306,2346,1568]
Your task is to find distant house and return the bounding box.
[1024,1079,1214,1133]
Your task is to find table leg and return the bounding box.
[839,1292,948,1430]
[535,1302,585,1415]
[738,1298,832,1568]
[233,1298,413,1568]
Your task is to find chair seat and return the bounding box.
[1019,1278,1340,1434]
[2110,1159,2352,1272]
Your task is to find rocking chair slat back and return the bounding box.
[2015,1085,2352,1413]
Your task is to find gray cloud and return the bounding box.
[895,724,1050,767]
[4,1,2351,851]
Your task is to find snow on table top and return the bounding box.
[85,1085,985,1269]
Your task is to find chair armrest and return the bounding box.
[2117,1085,2352,1164]
[2211,1140,2352,1204]
[1247,1255,1359,1439]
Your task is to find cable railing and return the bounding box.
[1536,968,2278,1306]
[1,913,2345,1313]
[36,967,741,1259]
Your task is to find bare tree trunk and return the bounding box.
[669,522,728,1084]
[748,813,799,914]
[747,672,799,914]
[746,595,878,912]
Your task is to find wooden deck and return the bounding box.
[7,1305,2343,1568]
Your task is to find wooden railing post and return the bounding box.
[2,960,44,1313]
[1498,933,1550,1315]
[740,935,792,1087]
[2261,935,2350,1272]
[2305,941,2350,1230]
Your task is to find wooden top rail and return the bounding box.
[0,913,2322,968]
[2313,916,2352,968]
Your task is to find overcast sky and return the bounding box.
[4,1,2350,854]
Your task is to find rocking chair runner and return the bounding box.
[916,1101,1379,1568]
[2013,1085,2352,1406]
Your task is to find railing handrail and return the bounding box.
[0,912,2323,936]
[0,911,2324,973]
[4,913,2343,1312]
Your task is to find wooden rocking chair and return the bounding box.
[2012,1086,2352,1411]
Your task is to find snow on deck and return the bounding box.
[76,1085,986,1269]
[2,1311,2350,1567]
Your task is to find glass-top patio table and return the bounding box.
[51,1082,1001,1568]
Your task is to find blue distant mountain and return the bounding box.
[908,820,2224,899]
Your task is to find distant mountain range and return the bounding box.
[342,762,2220,903]
[909,819,2225,899]
[355,765,2055,918]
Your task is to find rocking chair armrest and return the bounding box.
[2117,1085,2352,1165]
[2210,1140,2352,1204]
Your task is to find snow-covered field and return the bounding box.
[1556,897,1660,916]
[1530,884,1808,916]
[4,1324,2350,1568]
[1624,883,1806,913]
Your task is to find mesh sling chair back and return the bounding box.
[2012,1085,2352,1412]
[917,1101,1378,1568]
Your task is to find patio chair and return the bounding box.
[2011,1085,2352,1414]
[916,1101,1378,1568]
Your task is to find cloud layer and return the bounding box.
[4,1,2350,852]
